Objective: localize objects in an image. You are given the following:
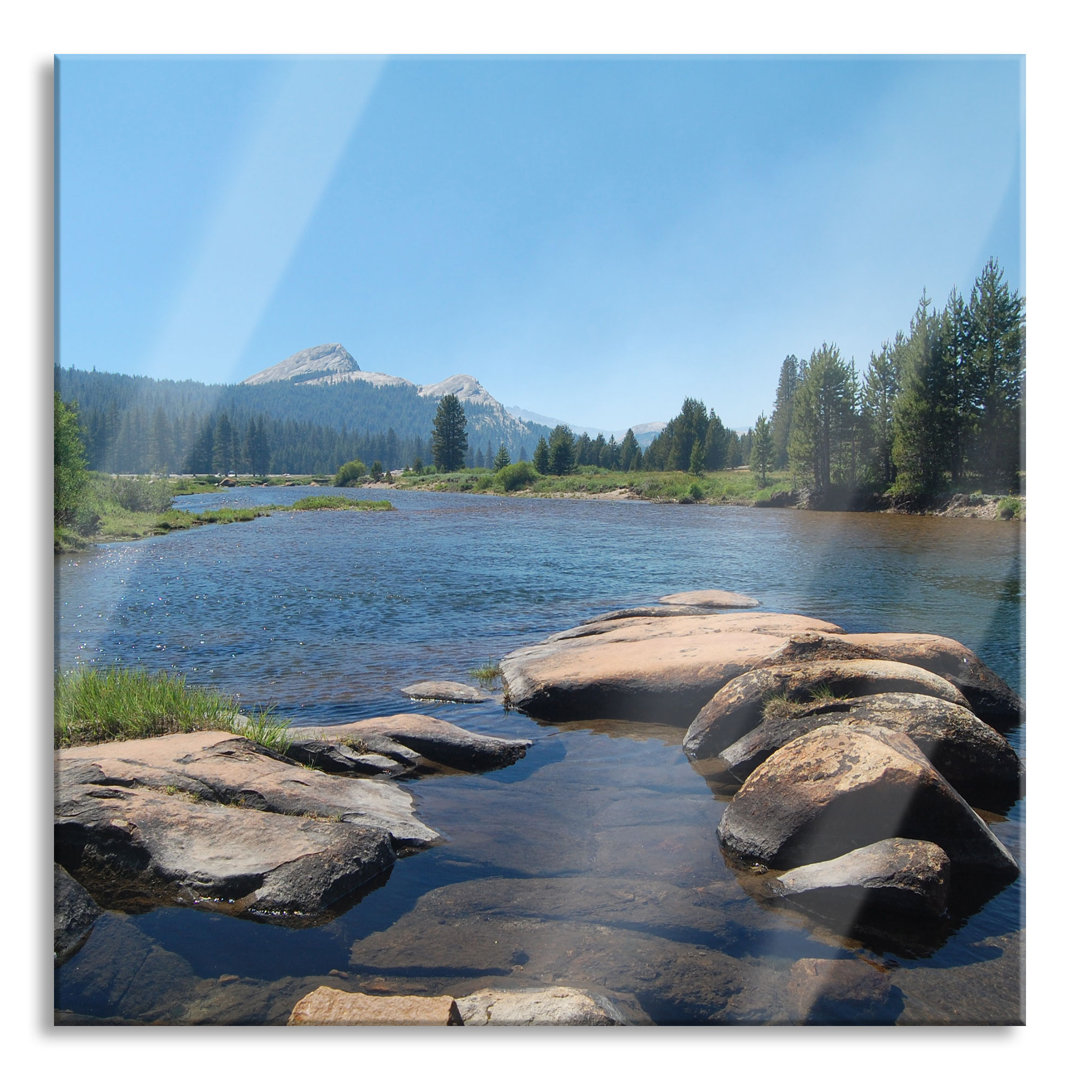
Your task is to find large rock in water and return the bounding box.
[683,658,971,760]
[55,731,439,921]
[56,774,397,919]
[773,837,952,923]
[834,633,1022,728]
[500,611,844,722]
[712,692,1023,811]
[717,723,1019,887]
[54,862,101,964]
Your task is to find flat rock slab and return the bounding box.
[657,590,761,608]
[501,611,843,723]
[58,731,438,848]
[288,987,462,1025]
[400,680,494,704]
[455,986,627,1025]
[313,713,531,772]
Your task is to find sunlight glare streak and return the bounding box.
[144,57,384,383]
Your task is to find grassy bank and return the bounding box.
[54,667,293,753]
[54,475,394,552]
[392,466,1025,518]
[393,465,790,505]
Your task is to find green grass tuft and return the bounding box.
[54,667,292,753]
[469,661,502,688]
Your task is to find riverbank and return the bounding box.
[55,469,1025,554]
[385,468,1025,520]
[54,487,394,553]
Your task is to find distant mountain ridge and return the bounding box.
[247,344,673,449]
[56,342,552,475]
[245,343,497,405]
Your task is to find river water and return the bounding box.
[53,488,1025,1024]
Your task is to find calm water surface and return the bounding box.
[54,489,1025,1024]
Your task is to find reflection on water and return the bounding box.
[54,490,1024,1024]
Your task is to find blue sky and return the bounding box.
[56,54,1023,432]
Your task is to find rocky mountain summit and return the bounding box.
[242,343,502,409]
[241,343,543,454]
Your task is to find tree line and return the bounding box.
[759,259,1024,501]
[53,367,548,475]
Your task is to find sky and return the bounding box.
[56,54,1023,434]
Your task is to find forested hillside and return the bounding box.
[53,368,550,475]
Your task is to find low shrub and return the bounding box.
[997,496,1025,520]
[333,460,367,487]
[97,474,175,514]
[494,461,539,492]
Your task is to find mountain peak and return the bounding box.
[242,343,359,386]
[418,374,499,409]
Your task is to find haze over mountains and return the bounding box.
[55,340,675,476]
[243,342,662,443]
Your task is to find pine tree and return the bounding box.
[703,410,728,471]
[618,429,642,471]
[688,439,705,477]
[548,425,576,476]
[787,343,853,492]
[962,259,1025,488]
[862,334,903,489]
[770,355,799,468]
[493,444,511,471]
[892,294,954,498]
[431,394,468,472]
[749,413,774,487]
[244,416,270,476]
[533,436,550,475]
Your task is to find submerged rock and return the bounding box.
[684,659,970,760]
[785,957,899,1025]
[400,680,494,704]
[501,611,844,722]
[657,590,761,609]
[717,723,1018,886]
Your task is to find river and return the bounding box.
[53,488,1025,1024]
